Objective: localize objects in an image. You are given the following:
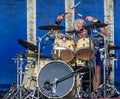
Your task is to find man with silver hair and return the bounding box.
[55,14,108,95]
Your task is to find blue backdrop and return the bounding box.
[0,0,120,92]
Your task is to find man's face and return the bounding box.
[76,21,88,38]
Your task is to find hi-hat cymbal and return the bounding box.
[38,24,65,30]
[18,39,38,52]
[18,52,50,58]
[83,23,108,28]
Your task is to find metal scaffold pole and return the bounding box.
[27,0,36,44]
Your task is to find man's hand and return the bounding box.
[56,14,65,22]
[86,16,98,22]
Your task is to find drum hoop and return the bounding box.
[53,47,74,54]
[76,47,94,52]
[37,60,75,98]
[76,49,95,60]
[76,37,92,43]
[56,37,74,40]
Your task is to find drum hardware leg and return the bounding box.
[3,54,32,99]
[12,55,25,99]
[94,74,120,98]
[24,85,44,99]
[3,84,31,99]
[85,59,95,98]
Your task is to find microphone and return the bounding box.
[44,81,51,90]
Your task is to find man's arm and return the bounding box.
[86,16,109,36]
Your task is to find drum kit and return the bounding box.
[3,23,120,99]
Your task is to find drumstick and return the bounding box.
[70,1,80,10]
[74,11,87,19]
[62,1,80,18]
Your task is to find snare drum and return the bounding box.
[22,59,52,89]
[38,61,75,98]
[52,37,74,62]
[76,38,94,60]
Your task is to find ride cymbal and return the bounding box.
[83,23,108,28]
[38,24,65,30]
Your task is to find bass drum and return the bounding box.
[22,59,52,90]
[38,61,75,98]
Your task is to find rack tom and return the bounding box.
[76,37,94,60]
[52,37,74,62]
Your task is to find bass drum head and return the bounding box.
[38,61,74,98]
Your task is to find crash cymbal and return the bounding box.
[38,24,65,30]
[18,39,38,52]
[20,53,50,58]
[83,23,108,28]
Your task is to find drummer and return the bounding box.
[55,14,108,93]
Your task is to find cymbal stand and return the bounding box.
[92,28,118,98]
[86,31,95,98]
[11,55,26,98]
[26,30,52,99]
[92,29,107,97]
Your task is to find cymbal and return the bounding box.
[83,23,108,28]
[18,39,38,52]
[19,53,50,58]
[108,45,120,51]
[66,30,83,33]
[38,24,65,30]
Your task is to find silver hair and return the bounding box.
[73,19,86,30]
